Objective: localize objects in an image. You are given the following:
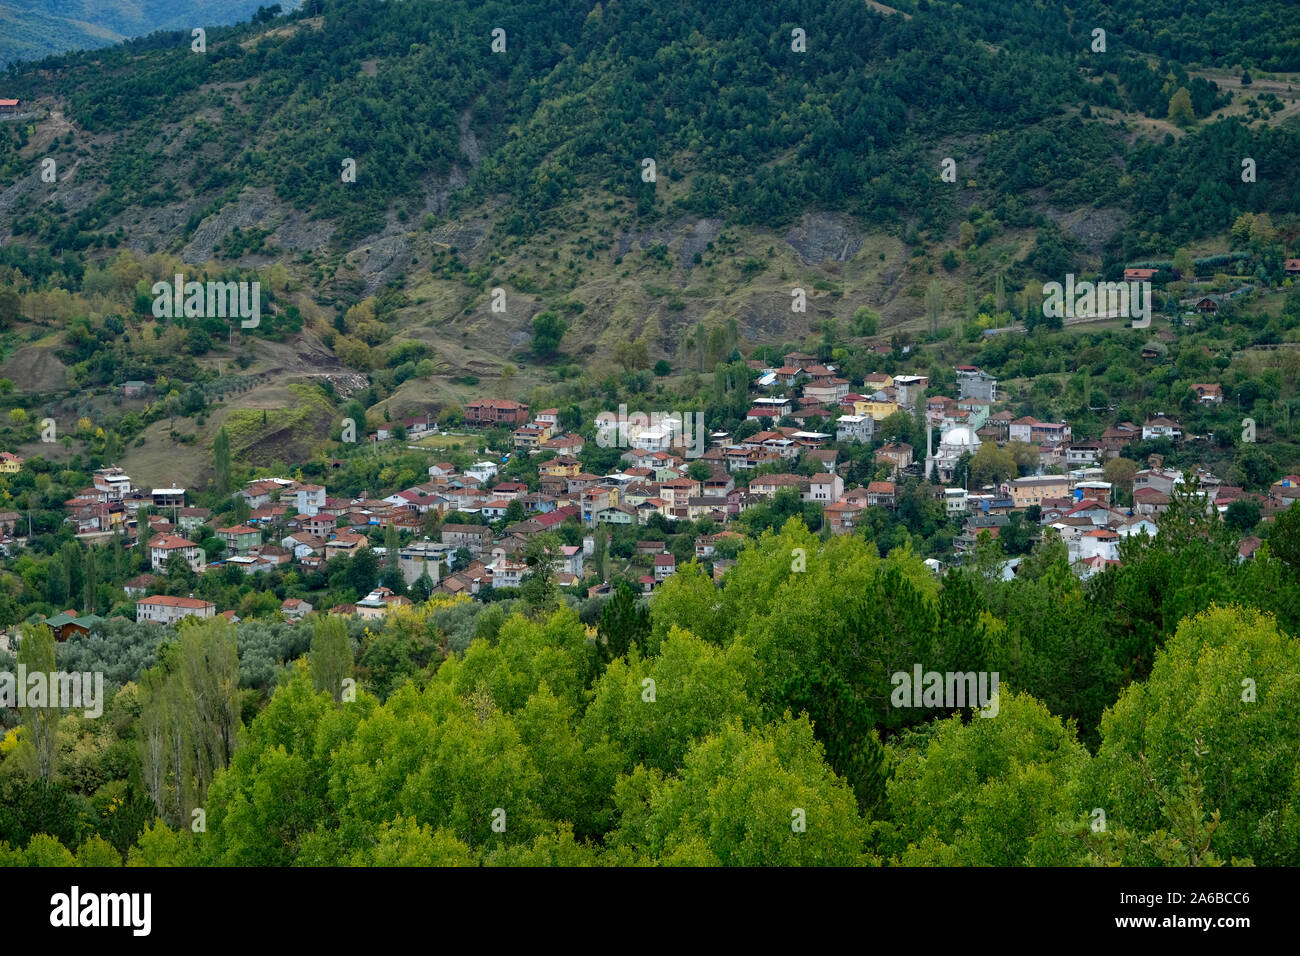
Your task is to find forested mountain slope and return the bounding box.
[2,0,1300,397]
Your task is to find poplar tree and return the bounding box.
[925,280,943,336]
[17,622,59,780]
[213,426,232,495]
[311,615,354,705]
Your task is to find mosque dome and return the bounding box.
[940,426,980,448]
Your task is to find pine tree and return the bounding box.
[597,580,651,662]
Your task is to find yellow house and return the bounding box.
[513,423,552,450]
[854,399,900,421]
[542,455,581,478]
[1005,476,1071,508]
[0,452,23,474]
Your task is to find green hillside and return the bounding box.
[2,0,1300,476]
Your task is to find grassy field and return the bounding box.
[412,432,486,454]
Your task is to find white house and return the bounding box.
[136,594,216,625]
[1142,416,1183,441]
[149,534,205,574]
[296,484,326,516]
[836,415,874,444]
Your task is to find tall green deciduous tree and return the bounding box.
[1088,604,1300,866]
[531,311,568,358]
[178,617,242,800]
[582,626,757,774]
[346,547,380,597]
[592,526,609,583]
[882,691,1089,866]
[81,544,99,613]
[412,569,435,602]
[1268,500,1300,570]
[380,523,405,595]
[137,661,190,823]
[213,426,232,495]
[1167,87,1195,126]
[607,715,872,866]
[311,615,353,705]
[520,533,562,614]
[137,618,242,824]
[17,622,59,780]
[925,280,943,335]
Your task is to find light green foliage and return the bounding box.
[1088,605,1300,866]
[15,622,59,780]
[434,606,596,715]
[126,822,200,866]
[75,834,123,867]
[199,662,373,866]
[326,681,545,851]
[10,833,77,866]
[581,626,759,774]
[352,817,476,866]
[482,824,604,867]
[882,692,1089,866]
[607,716,873,866]
[310,615,354,704]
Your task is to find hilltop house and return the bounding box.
[1190,383,1224,405]
[465,399,530,426]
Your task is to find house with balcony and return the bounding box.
[324,533,368,560]
[891,375,929,409]
[149,534,205,574]
[1004,476,1071,508]
[854,397,901,421]
[137,594,216,625]
[216,524,262,555]
[875,443,913,476]
[465,399,530,427]
[1142,416,1183,441]
[955,366,997,403]
[1190,384,1224,405]
[836,414,874,444]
